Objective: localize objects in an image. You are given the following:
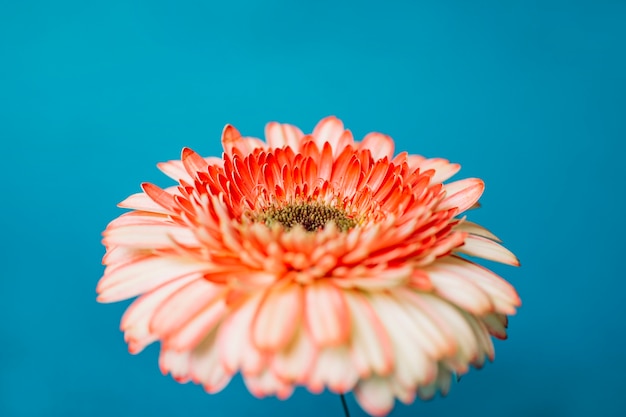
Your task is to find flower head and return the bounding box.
[97,117,520,416]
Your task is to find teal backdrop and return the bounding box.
[1,1,624,416]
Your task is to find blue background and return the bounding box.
[1,1,624,416]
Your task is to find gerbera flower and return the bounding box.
[97,116,520,416]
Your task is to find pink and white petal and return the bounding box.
[157,159,190,182]
[140,182,181,214]
[461,311,495,364]
[102,245,149,266]
[312,116,346,150]
[97,256,209,303]
[368,293,436,386]
[390,378,416,405]
[354,377,396,417]
[438,178,485,213]
[265,122,304,150]
[218,292,266,376]
[438,257,520,314]
[243,369,294,400]
[425,265,494,315]
[105,212,169,230]
[394,289,458,358]
[222,124,267,157]
[417,364,452,400]
[181,147,210,178]
[407,154,427,171]
[455,235,520,266]
[418,294,479,366]
[251,283,303,352]
[482,313,509,340]
[414,158,461,184]
[189,330,233,393]
[332,265,412,291]
[159,349,191,383]
[155,287,228,352]
[270,328,317,385]
[452,220,502,242]
[304,282,350,347]
[307,346,359,394]
[157,157,222,182]
[103,223,199,249]
[344,291,394,377]
[121,274,199,353]
[434,365,454,396]
[359,132,394,161]
[118,192,171,215]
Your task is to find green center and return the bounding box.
[261,202,357,232]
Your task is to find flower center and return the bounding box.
[259,202,357,232]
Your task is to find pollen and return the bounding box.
[259,202,357,232]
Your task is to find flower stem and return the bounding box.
[340,394,351,417]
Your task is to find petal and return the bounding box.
[455,235,520,266]
[265,122,304,150]
[141,182,179,213]
[438,178,484,213]
[332,265,412,291]
[359,132,394,160]
[305,282,350,347]
[252,283,303,351]
[270,328,317,385]
[97,257,208,303]
[243,369,294,400]
[307,346,359,394]
[344,292,394,377]
[189,330,233,393]
[121,274,199,353]
[418,294,479,366]
[438,256,520,314]
[157,160,190,182]
[368,293,436,387]
[453,220,502,242]
[218,292,266,376]
[118,192,171,215]
[222,124,266,156]
[150,279,227,351]
[103,223,198,248]
[157,157,223,182]
[482,313,509,339]
[413,158,460,184]
[426,264,495,315]
[312,116,346,150]
[354,377,395,417]
[159,349,191,382]
[181,147,210,178]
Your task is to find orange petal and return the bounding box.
[141,182,179,213]
[181,147,209,178]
